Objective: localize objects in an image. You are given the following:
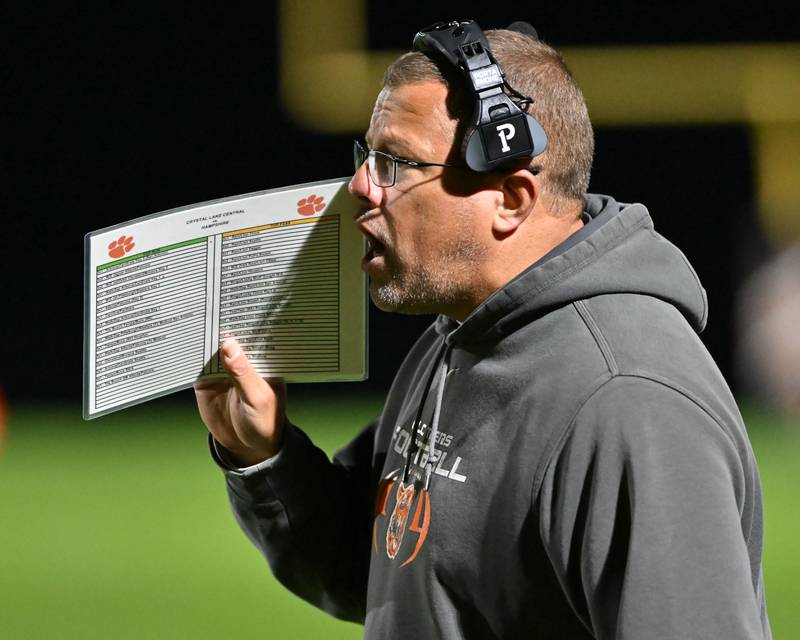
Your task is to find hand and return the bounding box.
[194,338,287,467]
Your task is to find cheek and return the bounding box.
[389,220,420,265]
[385,185,464,260]
[383,194,421,253]
[403,200,438,259]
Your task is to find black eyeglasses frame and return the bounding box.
[353,138,460,188]
[352,138,540,188]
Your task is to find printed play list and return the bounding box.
[84,178,366,419]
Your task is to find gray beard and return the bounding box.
[369,238,486,315]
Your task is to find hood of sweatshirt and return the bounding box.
[435,193,708,346]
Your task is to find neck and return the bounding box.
[447,204,585,322]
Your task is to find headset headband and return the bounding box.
[413,20,547,172]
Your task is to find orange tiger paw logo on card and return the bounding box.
[108,235,135,259]
[296,194,325,216]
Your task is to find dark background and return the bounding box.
[3,2,791,402]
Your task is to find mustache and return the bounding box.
[357,221,390,249]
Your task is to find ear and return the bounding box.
[492,170,537,235]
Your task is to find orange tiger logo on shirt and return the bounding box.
[373,472,431,567]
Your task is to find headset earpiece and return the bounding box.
[413,20,547,172]
[464,113,547,172]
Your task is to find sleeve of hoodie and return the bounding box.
[214,419,379,624]
[538,376,768,640]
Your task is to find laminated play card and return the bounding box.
[83,178,367,419]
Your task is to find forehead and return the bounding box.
[366,81,456,156]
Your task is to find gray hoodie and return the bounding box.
[216,194,771,639]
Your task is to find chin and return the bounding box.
[368,283,403,313]
[369,281,440,316]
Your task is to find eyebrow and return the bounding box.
[388,144,417,160]
[364,134,415,159]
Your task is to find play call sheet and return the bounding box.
[84,178,366,419]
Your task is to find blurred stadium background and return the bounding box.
[2,1,798,637]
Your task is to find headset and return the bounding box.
[412,20,548,172]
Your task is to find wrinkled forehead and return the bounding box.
[366,82,458,159]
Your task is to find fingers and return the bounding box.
[219,338,267,405]
[191,339,288,464]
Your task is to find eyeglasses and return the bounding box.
[353,138,458,188]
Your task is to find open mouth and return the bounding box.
[362,233,389,273]
[366,236,386,260]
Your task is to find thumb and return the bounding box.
[219,338,267,404]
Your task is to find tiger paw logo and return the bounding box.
[373,471,431,567]
[296,194,325,216]
[108,235,135,259]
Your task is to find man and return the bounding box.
[195,23,771,639]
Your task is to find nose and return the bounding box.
[348,162,382,208]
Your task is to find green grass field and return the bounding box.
[1,393,797,639]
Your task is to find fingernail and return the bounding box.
[222,339,242,360]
